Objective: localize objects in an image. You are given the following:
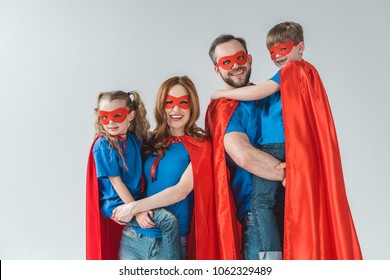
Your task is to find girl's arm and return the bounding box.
[211,80,279,101]
[109,176,155,227]
[108,176,135,203]
[113,163,194,223]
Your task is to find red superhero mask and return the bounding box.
[164,95,190,109]
[268,41,298,60]
[99,108,130,124]
[215,51,248,70]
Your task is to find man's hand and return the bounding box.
[276,162,286,186]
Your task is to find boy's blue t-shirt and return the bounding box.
[93,133,143,218]
[257,70,285,145]
[134,141,194,238]
[225,100,262,221]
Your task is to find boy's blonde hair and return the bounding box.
[266,21,304,48]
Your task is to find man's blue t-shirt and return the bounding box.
[257,70,285,145]
[93,133,143,218]
[134,141,194,238]
[225,100,262,220]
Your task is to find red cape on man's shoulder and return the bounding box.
[281,60,362,259]
[205,99,242,259]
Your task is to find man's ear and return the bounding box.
[214,65,221,77]
[248,54,253,65]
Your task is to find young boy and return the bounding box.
[211,21,362,260]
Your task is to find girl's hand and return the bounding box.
[135,211,155,228]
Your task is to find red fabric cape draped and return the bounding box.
[86,135,222,259]
[205,99,242,259]
[86,137,123,260]
[280,60,362,259]
[180,135,220,259]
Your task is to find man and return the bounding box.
[205,34,285,260]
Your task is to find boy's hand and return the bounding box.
[211,89,225,100]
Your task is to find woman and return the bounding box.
[114,76,220,259]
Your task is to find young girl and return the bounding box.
[86,90,181,260]
[113,76,221,259]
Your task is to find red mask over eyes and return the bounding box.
[268,41,298,60]
[215,51,248,70]
[99,108,130,125]
[164,95,190,109]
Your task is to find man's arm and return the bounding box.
[224,132,285,181]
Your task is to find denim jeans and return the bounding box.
[118,207,182,260]
[251,143,285,260]
[241,212,261,259]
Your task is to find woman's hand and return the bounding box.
[113,201,136,223]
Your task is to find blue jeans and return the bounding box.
[241,212,261,259]
[118,207,182,259]
[251,143,285,260]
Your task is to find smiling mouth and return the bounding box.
[230,68,245,77]
[276,57,287,64]
[170,114,184,120]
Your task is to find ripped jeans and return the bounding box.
[250,143,285,260]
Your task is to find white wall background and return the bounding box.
[0,0,389,260]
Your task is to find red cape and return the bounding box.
[180,135,220,259]
[280,60,362,259]
[86,136,222,260]
[86,137,123,260]
[205,99,242,259]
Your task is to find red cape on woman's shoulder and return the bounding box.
[86,136,224,260]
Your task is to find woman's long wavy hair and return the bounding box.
[94,90,150,168]
[148,76,207,157]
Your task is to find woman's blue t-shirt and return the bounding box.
[134,141,194,238]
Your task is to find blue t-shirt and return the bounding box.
[257,70,285,145]
[93,132,143,218]
[134,141,194,238]
[225,100,262,220]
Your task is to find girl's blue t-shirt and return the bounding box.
[134,141,194,238]
[257,70,285,145]
[93,133,143,218]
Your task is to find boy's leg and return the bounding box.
[251,175,282,259]
[151,208,182,259]
[250,143,285,260]
[241,212,261,259]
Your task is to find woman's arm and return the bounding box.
[211,80,279,101]
[113,163,194,223]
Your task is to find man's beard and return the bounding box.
[221,67,252,88]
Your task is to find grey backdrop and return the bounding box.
[1,0,389,259]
